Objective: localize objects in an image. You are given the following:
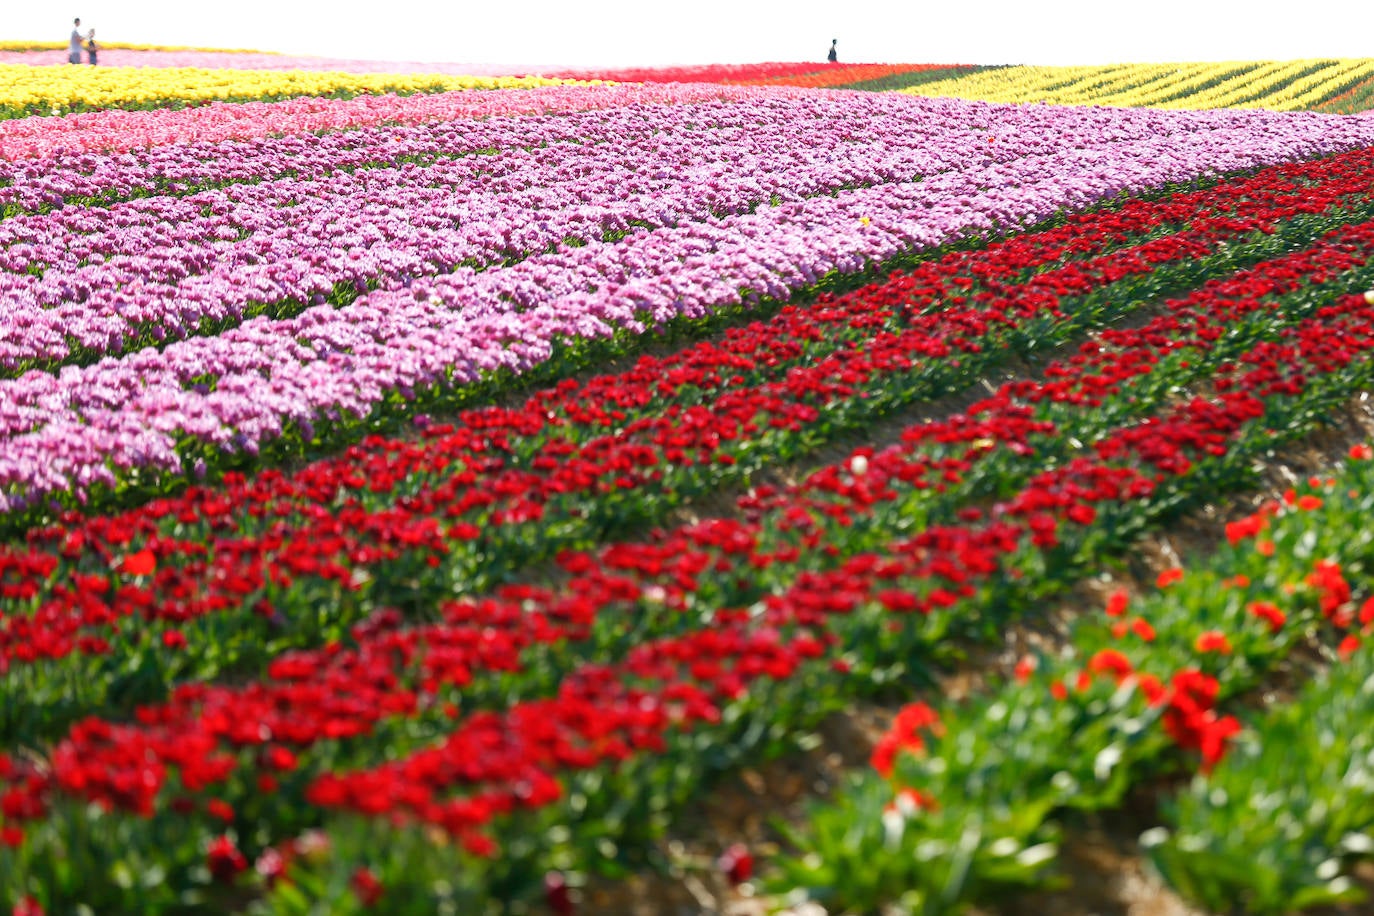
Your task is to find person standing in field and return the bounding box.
[86,29,98,65]
[827,39,838,63]
[68,18,83,64]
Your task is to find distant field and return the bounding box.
[3,47,1374,115]
[895,58,1374,113]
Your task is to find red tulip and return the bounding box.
[717,843,754,885]
[123,548,156,576]
[352,867,384,907]
[544,871,574,916]
[206,834,248,883]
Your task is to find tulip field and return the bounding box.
[8,45,1374,915]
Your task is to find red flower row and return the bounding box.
[236,223,1374,853]
[535,62,969,87]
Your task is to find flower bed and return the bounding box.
[4,91,1373,521]
[0,64,569,120]
[0,84,785,161]
[780,446,1374,913]
[6,64,1374,916]
[904,59,1374,112]
[0,143,1367,746]
[9,141,1374,908]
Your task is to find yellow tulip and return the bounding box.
[0,63,576,117]
[902,59,1374,112]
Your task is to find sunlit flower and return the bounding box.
[1248,601,1286,633]
[1156,568,1184,588]
[1194,631,1232,655]
[1105,588,1130,617]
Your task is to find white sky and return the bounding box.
[8,1,1373,69]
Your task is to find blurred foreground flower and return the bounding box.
[717,842,754,885]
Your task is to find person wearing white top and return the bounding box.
[68,18,83,64]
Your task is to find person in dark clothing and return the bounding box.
[827,39,838,63]
[86,29,98,65]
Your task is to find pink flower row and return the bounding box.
[0,83,789,161]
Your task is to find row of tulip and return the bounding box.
[842,65,1005,93]
[10,51,1374,116]
[1145,476,1374,912]
[0,87,836,214]
[732,63,975,91]
[543,62,978,90]
[2,76,1363,215]
[0,63,571,120]
[263,243,1374,914]
[7,157,1374,911]
[728,63,976,90]
[0,83,783,162]
[0,50,981,90]
[1317,72,1374,114]
[537,62,866,83]
[5,90,1373,522]
[3,89,1278,217]
[905,58,1374,112]
[778,446,1374,913]
[3,143,1367,746]
[4,91,1001,369]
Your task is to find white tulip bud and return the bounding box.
[882,807,905,849]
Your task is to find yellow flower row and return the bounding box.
[902,59,1374,111]
[0,64,574,115]
[1087,61,1278,108]
[0,40,268,53]
[1229,59,1374,110]
[905,63,1116,105]
[1044,62,1256,108]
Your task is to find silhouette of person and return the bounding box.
[68,18,83,64]
[86,29,98,65]
[827,39,838,63]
